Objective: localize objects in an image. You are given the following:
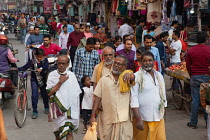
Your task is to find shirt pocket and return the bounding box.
[90,57,97,65]
[79,57,86,65]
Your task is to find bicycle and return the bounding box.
[14,70,28,128]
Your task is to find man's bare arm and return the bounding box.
[89,96,101,124]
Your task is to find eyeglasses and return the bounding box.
[103,54,113,57]
[113,61,125,66]
[43,40,49,41]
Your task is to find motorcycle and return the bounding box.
[0,72,15,109]
[3,21,9,35]
[16,27,20,40]
[8,21,14,33]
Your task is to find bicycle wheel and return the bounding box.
[172,78,184,109]
[183,83,192,115]
[14,91,27,128]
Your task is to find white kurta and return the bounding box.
[130,69,167,122]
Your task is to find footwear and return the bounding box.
[44,108,49,114]
[32,113,38,119]
[187,122,197,129]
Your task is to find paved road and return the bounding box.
[3,33,208,140]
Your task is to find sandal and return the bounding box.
[187,122,197,129]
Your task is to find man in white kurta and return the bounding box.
[131,51,167,140]
[46,55,81,140]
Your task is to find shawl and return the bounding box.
[46,70,81,121]
[137,67,165,118]
[96,61,104,84]
[119,70,135,93]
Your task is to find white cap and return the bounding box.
[86,22,90,26]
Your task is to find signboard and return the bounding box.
[199,0,208,9]
[44,0,52,13]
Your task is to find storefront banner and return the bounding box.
[44,0,52,13]
[199,0,208,9]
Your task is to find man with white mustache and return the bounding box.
[90,55,135,140]
[91,46,115,139]
[91,46,115,89]
[131,51,167,140]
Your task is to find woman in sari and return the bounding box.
[93,27,107,48]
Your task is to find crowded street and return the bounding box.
[1,33,207,140]
[0,0,210,140]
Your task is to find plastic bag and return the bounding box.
[83,122,97,140]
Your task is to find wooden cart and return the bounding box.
[165,69,192,115]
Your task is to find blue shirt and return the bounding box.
[149,47,162,73]
[156,41,166,65]
[26,34,44,46]
[72,48,100,82]
[67,24,74,34]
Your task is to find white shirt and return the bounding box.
[59,32,69,49]
[25,33,31,47]
[118,23,134,38]
[170,40,182,63]
[82,86,93,110]
[130,70,167,121]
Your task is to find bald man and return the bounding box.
[47,55,81,140]
[91,46,115,139]
[67,24,85,64]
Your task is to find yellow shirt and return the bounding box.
[94,73,131,124]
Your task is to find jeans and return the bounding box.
[190,75,210,125]
[20,28,26,43]
[31,78,49,113]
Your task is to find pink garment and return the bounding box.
[7,49,18,63]
[141,10,147,15]
[84,32,93,39]
[97,49,103,54]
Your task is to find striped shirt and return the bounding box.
[72,48,100,82]
[39,24,49,35]
[130,70,167,121]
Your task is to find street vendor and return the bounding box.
[186,31,210,129]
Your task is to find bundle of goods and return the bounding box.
[168,62,187,72]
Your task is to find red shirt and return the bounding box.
[40,43,62,56]
[186,44,210,76]
[67,31,85,49]
[51,21,57,31]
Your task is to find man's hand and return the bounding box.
[59,74,69,84]
[136,118,144,130]
[123,72,135,83]
[10,68,18,71]
[89,116,96,125]
[36,68,42,73]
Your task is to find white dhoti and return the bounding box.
[47,70,81,139]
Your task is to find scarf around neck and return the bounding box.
[137,67,166,119]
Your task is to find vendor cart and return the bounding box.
[165,68,192,115]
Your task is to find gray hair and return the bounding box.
[102,46,115,54]
[116,55,128,66]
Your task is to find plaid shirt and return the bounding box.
[72,48,100,82]
[39,24,49,35]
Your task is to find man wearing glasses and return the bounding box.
[67,24,85,64]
